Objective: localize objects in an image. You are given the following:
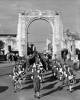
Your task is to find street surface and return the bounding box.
[0,62,80,100]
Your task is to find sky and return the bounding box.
[0,0,79,33]
[0,0,80,50]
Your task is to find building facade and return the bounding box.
[63,30,80,57]
[0,34,17,55]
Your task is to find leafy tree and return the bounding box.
[0,40,4,50]
[0,40,4,55]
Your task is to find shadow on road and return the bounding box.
[75,78,80,84]
[24,80,33,84]
[0,86,8,93]
[42,81,57,90]
[41,81,63,97]
[42,75,57,84]
[41,85,63,97]
[73,84,80,91]
[71,78,80,92]
[21,84,33,90]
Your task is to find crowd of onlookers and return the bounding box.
[6,52,19,62]
[5,46,80,71]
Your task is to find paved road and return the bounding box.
[0,61,15,76]
[0,62,80,100]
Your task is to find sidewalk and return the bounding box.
[0,61,15,68]
[0,61,15,76]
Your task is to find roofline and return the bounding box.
[0,34,17,37]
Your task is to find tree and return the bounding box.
[0,40,4,55]
[0,40,4,50]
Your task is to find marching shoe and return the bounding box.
[36,92,40,99]
[37,96,40,99]
[34,94,37,98]
[69,85,73,93]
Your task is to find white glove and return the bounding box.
[31,76,33,79]
[38,75,41,80]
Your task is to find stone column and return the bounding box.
[17,12,26,57]
[52,13,63,59]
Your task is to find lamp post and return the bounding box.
[27,31,31,55]
[27,31,29,56]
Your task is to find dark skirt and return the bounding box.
[33,78,40,93]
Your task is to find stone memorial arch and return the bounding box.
[17,10,63,58]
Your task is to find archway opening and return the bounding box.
[27,19,52,52]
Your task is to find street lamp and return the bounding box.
[27,31,31,55]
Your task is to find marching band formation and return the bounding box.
[9,50,80,99]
